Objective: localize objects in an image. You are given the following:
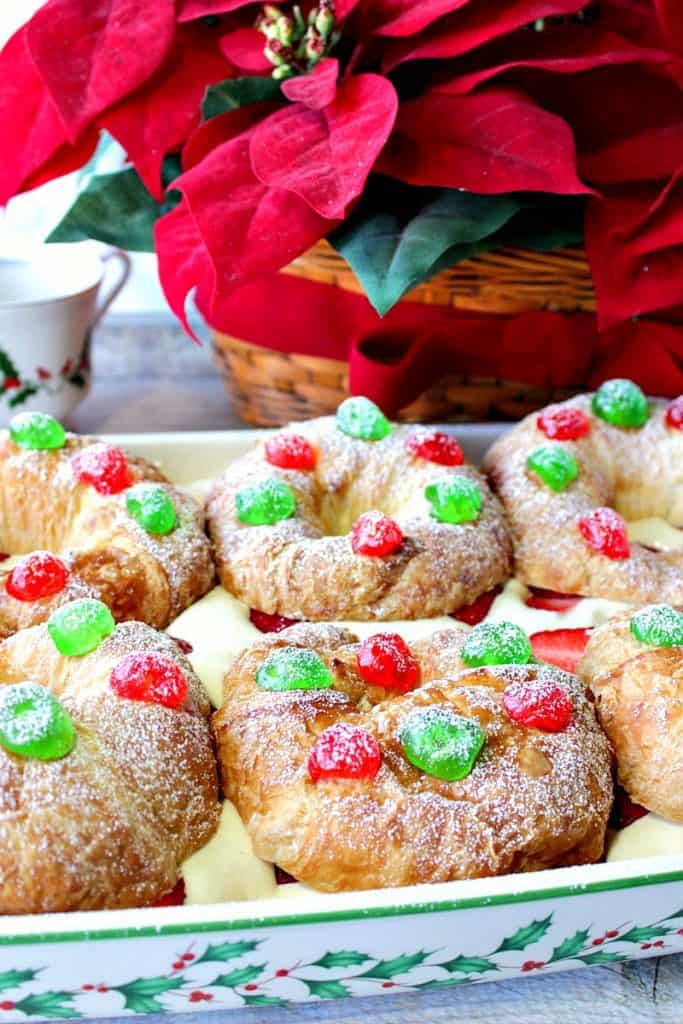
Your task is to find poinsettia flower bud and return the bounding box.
[315,6,335,37]
[272,63,294,80]
[275,16,295,45]
[304,27,325,60]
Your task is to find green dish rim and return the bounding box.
[3,866,682,947]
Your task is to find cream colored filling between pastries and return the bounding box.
[167,514,681,903]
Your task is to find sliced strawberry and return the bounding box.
[613,787,649,830]
[525,587,580,612]
[530,628,591,674]
[250,609,300,633]
[451,585,502,626]
[154,879,186,906]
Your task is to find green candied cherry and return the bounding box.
[400,706,486,781]
[462,620,532,667]
[236,478,296,526]
[9,412,65,451]
[126,483,177,535]
[255,646,333,691]
[336,397,391,441]
[48,598,115,657]
[526,445,579,492]
[630,604,683,647]
[0,681,75,760]
[425,476,482,524]
[592,379,649,428]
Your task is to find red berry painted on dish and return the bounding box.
[356,633,420,692]
[537,406,591,441]
[578,507,630,559]
[71,444,133,495]
[665,396,683,431]
[530,628,591,674]
[5,552,69,602]
[110,653,188,709]
[308,722,381,782]
[265,433,316,471]
[249,608,300,633]
[502,679,573,732]
[351,511,403,557]
[451,585,502,625]
[406,429,464,466]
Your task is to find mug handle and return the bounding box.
[91,249,132,327]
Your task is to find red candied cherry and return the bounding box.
[537,406,591,441]
[5,552,69,602]
[71,444,133,495]
[110,653,188,709]
[265,433,316,471]
[249,608,300,633]
[503,680,573,732]
[406,429,463,466]
[308,722,381,782]
[578,507,630,559]
[357,633,419,693]
[665,396,683,431]
[351,511,403,557]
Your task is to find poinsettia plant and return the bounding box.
[1,0,682,338]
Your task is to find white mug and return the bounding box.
[0,245,130,426]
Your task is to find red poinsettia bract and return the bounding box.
[0,0,680,331]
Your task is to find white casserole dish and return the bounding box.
[1,427,681,1022]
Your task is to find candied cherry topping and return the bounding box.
[265,433,316,471]
[356,633,420,693]
[71,444,132,495]
[578,507,630,559]
[5,552,69,601]
[351,511,403,557]
[308,722,381,782]
[502,680,573,732]
[249,608,300,633]
[665,396,683,431]
[406,429,463,466]
[110,653,188,709]
[537,406,591,441]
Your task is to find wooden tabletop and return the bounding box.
[71,317,682,1023]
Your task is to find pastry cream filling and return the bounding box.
[172,514,683,900]
[607,814,683,862]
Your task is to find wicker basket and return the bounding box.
[212,240,596,427]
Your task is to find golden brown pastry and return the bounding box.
[0,424,215,637]
[483,381,683,604]
[578,603,683,822]
[207,401,511,620]
[213,623,612,891]
[0,612,220,914]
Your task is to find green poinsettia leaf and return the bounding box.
[440,955,498,975]
[47,155,180,252]
[497,196,585,251]
[242,994,286,1006]
[113,975,185,1014]
[617,925,673,943]
[577,951,629,966]
[548,928,591,963]
[202,76,282,120]
[493,915,553,953]
[312,951,371,969]
[361,950,433,980]
[195,939,261,964]
[212,964,266,988]
[0,970,39,993]
[330,179,522,316]
[302,978,352,999]
[14,991,79,1019]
